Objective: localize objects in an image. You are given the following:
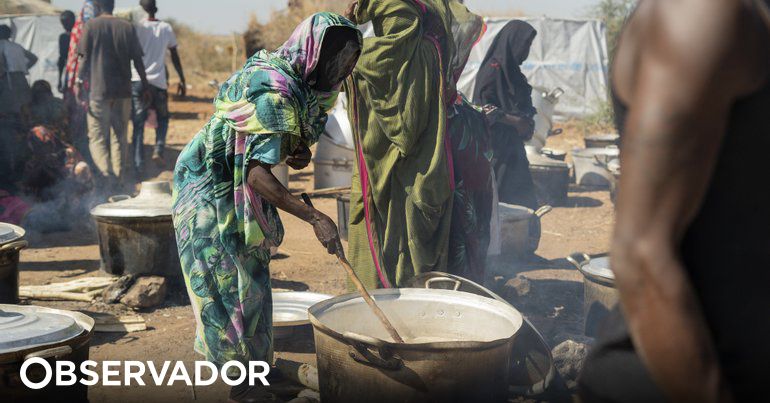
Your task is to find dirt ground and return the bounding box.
[16,87,615,402]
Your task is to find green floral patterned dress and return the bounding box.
[171,13,360,366]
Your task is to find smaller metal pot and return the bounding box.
[567,253,619,337]
[499,204,552,259]
[0,223,28,304]
[336,195,350,241]
[528,152,570,206]
[572,146,620,188]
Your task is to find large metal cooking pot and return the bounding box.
[567,253,619,337]
[0,223,28,304]
[572,146,620,188]
[309,288,524,403]
[91,181,182,284]
[407,272,560,398]
[527,152,570,206]
[0,304,94,401]
[498,204,552,259]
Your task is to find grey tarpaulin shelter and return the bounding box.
[0,13,64,94]
[458,17,610,120]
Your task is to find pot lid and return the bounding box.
[581,256,614,280]
[0,222,25,246]
[91,181,173,218]
[0,306,85,354]
[527,152,569,168]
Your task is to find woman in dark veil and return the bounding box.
[473,20,539,209]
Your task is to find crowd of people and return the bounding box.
[0,0,184,233]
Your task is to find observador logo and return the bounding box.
[20,359,271,389]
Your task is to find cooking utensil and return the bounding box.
[301,194,404,343]
[407,272,561,398]
[0,304,95,401]
[309,288,523,403]
[567,253,619,337]
[91,181,182,285]
[0,223,27,304]
[273,291,333,339]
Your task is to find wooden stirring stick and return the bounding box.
[301,193,405,343]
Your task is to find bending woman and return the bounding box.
[171,13,361,402]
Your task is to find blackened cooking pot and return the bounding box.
[91,181,182,285]
[0,223,28,304]
[0,304,94,402]
[567,253,619,337]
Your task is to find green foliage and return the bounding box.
[590,0,636,59]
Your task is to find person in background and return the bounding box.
[130,0,186,176]
[172,13,359,402]
[0,24,38,187]
[472,20,539,210]
[58,11,76,94]
[579,0,770,401]
[24,81,68,140]
[63,1,99,167]
[77,0,148,191]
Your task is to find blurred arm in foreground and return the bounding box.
[599,0,770,401]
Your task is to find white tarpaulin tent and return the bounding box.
[459,17,610,120]
[0,14,64,94]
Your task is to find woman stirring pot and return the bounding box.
[171,13,361,402]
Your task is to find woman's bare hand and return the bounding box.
[344,0,359,23]
[310,211,342,255]
[286,144,312,170]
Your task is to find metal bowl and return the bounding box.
[273,291,332,339]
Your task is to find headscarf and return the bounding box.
[64,0,97,90]
[215,12,361,147]
[472,20,537,117]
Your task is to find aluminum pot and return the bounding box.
[498,204,552,259]
[0,304,94,402]
[572,146,620,188]
[314,133,355,189]
[272,163,290,188]
[568,253,619,337]
[336,195,350,241]
[407,272,560,398]
[309,288,524,403]
[528,152,570,207]
[0,223,27,304]
[91,181,182,285]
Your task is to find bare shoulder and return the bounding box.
[615,0,768,102]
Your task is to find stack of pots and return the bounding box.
[90,181,182,285]
[0,223,27,304]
